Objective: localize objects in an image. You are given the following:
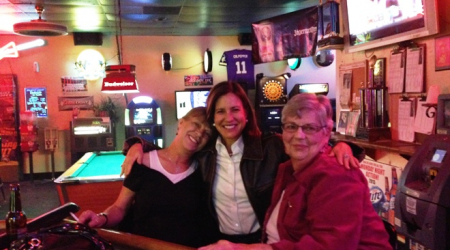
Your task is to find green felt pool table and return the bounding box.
[54,151,126,215]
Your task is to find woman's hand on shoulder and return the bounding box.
[329,142,360,170]
[198,240,272,250]
[120,143,144,177]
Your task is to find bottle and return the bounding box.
[388,168,398,225]
[381,176,390,220]
[5,183,27,244]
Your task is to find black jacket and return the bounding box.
[195,133,289,230]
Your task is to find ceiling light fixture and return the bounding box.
[13,5,68,37]
[287,58,301,70]
[162,52,172,71]
[0,39,46,60]
[0,42,18,60]
[203,49,212,73]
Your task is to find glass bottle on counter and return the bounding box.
[388,168,398,225]
[5,183,27,243]
[381,176,390,220]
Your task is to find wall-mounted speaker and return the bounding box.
[238,33,252,45]
[73,32,103,46]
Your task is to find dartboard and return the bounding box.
[263,80,284,102]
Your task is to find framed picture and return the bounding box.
[337,110,349,134]
[24,87,48,118]
[435,35,450,71]
[346,110,360,137]
[184,75,213,87]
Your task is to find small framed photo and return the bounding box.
[346,110,360,137]
[337,110,349,134]
[184,75,213,87]
[435,35,450,71]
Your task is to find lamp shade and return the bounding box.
[102,74,139,93]
[203,49,212,73]
[102,65,139,93]
[162,52,172,71]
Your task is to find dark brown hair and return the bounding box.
[206,81,261,137]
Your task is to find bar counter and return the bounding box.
[0,220,195,250]
[332,133,421,159]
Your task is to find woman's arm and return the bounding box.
[329,141,364,169]
[122,136,159,155]
[78,186,135,228]
[198,240,272,250]
[121,136,159,176]
[121,143,144,177]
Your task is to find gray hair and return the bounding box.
[281,93,334,131]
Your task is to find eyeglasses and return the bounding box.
[281,123,326,134]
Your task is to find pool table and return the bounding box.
[54,151,125,215]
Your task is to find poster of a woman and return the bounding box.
[253,23,275,63]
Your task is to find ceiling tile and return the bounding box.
[0,0,319,36]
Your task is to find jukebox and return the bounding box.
[395,134,450,250]
[125,96,164,148]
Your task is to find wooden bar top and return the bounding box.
[0,220,195,250]
[332,133,421,157]
[97,228,195,250]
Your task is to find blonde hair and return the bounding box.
[182,107,207,121]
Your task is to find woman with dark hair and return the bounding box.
[205,80,261,138]
[121,81,363,244]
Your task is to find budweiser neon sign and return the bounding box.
[102,73,139,93]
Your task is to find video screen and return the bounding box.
[346,0,425,46]
[175,90,209,119]
[431,149,446,164]
[261,107,282,122]
[133,108,153,124]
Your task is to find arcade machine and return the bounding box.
[394,134,450,250]
[255,74,289,135]
[125,96,163,148]
[70,117,115,164]
[288,83,329,98]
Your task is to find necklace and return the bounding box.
[162,150,184,174]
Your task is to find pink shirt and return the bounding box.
[264,147,392,250]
